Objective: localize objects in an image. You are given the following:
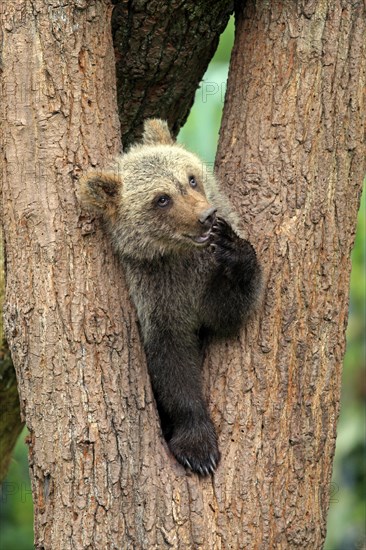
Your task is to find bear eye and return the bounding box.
[156,194,171,208]
[189,176,197,188]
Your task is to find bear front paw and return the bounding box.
[210,218,243,266]
[210,218,257,280]
[168,421,220,476]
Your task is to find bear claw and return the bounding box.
[168,425,221,476]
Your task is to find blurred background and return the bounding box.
[1,18,365,549]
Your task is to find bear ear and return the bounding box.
[142,119,174,146]
[79,172,121,212]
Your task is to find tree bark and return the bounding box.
[112,0,234,147]
[1,1,365,550]
[213,0,365,546]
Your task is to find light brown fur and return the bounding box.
[80,119,237,261]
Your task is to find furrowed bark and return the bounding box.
[112,0,234,147]
[0,0,233,477]
[212,0,366,546]
[2,1,138,546]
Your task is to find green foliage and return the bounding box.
[324,187,366,550]
[178,17,234,164]
[0,429,34,550]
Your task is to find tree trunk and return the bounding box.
[213,0,365,546]
[1,1,365,550]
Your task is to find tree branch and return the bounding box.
[112,0,234,146]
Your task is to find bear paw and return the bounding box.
[211,217,256,280]
[168,421,220,476]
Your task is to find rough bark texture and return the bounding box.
[1,1,365,549]
[0,234,24,482]
[213,0,366,546]
[112,0,233,147]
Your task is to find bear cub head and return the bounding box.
[80,119,232,260]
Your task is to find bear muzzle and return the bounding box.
[199,206,217,227]
[190,207,217,245]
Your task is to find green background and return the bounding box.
[1,18,365,550]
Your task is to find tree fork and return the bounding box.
[112,0,234,147]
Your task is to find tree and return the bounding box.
[1,0,365,548]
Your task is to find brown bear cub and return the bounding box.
[80,119,261,476]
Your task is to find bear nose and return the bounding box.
[199,206,217,227]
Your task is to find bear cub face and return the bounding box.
[80,119,225,261]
